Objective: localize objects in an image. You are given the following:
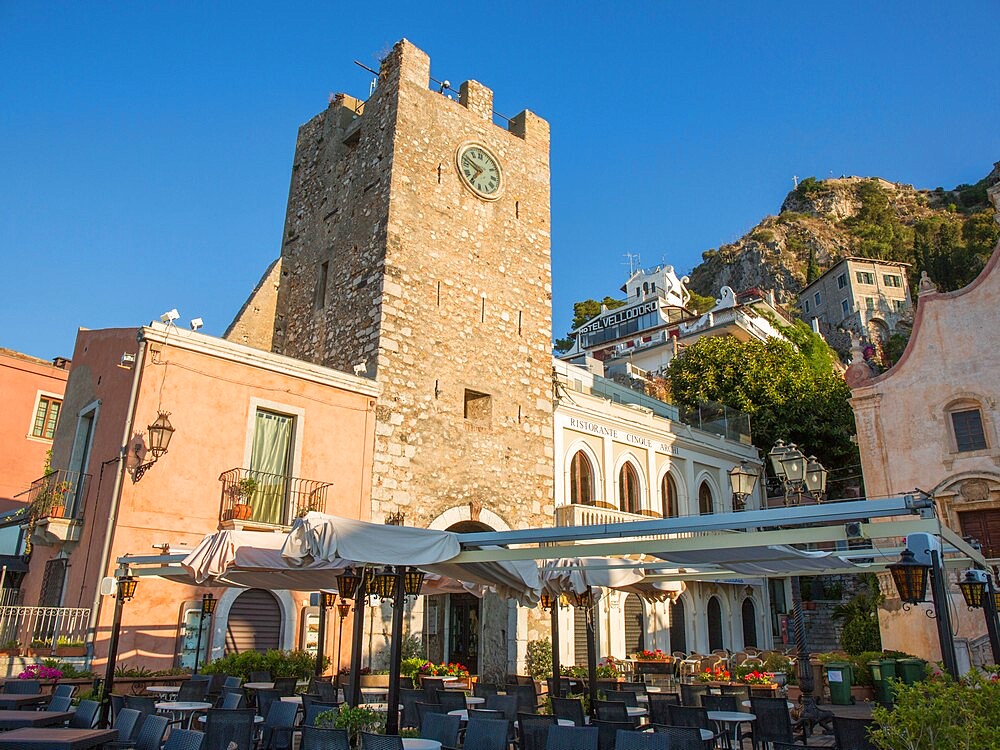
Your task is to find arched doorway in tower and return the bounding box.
[225,589,282,653]
[444,520,496,676]
[624,594,645,655]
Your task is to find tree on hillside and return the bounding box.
[665,336,858,481]
[846,180,913,262]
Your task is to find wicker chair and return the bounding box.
[512,683,539,713]
[591,720,633,750]
[473,682,501,699]
[421,677,446,704]
[749,697,803,748]
[700,694,738,712]
[645,694,679,726]
[177,680,210,702]
[547,678,574,699]
[399,689,423,729]
[303,701,339,728]
[124,695,158,716]
[666,705,713,735]
[551,696,587,727]
[315,681,340,703]
[53,684,75,698]
[48,695,72,712]
[679,683,708,707]
[112,708,144,744]
[615,691,639,708]
[300,727,351,750]
[359,733,403,750]
[218,690,245,710]
[647,724,706,750]
[469,708,504,721]
[618,682,647,697]
[833,716,877,750]
[485,693,518,722]
[69,700,101,729]
[203,708,255,750]
[162,729,206,750]
[415,702,444,729]
[420,711,461,747]
[256,688,281,722]
[110,714,170,750]
[5,679,40,694]
[249,671,273,683]
[611,730,669,750]
[260,700,300,750]
[516,712,556,750]
[436,689,467,713]
[451,717,509,750]
[223,676,243,689]
[595,700,629,722]
[545,725,598,750]
[273,677,298,697]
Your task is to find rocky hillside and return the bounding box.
[687,162,1000,304]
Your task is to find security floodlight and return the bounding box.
[190,318,204,331]
[160,309,180,324]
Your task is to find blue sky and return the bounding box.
[2,1,998,359]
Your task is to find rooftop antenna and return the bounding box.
[353,60,380,97]
[624,252,641,275]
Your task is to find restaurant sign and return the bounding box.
[568,417,680,456]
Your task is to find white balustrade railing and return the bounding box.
[0,606,90,654]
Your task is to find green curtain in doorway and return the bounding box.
[249,410,293,524]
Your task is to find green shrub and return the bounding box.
[329,705,384,741]
[400,658,426,680]
[201,649,324,680]
[526,639,552,679]
[870,671,1000,749]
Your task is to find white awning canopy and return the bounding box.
[281,512,542,605]
[541,557,684,601]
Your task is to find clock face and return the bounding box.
[456,144,503,199]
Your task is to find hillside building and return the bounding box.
[797,257,912,352]
[560,265,792,379]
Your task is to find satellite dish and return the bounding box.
[99,577,117,596]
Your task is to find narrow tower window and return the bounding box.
[314,261,329,310]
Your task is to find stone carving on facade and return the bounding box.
[959,479,991,504]
[918,271,938,297]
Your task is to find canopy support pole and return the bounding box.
[550,599,561,697]
[585,588,598,719]
[385,570,406,735]
[348,577,368,707]
[930,550,959,679]
[984,575,1000,664]
[315,594,328,677]
[100,589,126,728]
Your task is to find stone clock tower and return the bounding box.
[266,39,554,677]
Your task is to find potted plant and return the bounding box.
[0,640,20,656]
[30,479,72,519]
[322,705,384,747]
[631,649,670,661]
[26,639,52,657]
[55,636,86,657]
[230,477,258,520]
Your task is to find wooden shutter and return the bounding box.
[225,589,281,654]
[573,607,588,667]
[669,599,686,654]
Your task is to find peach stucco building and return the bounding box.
[16,323,378,672]
[848,186,1000,666]
[0,348,70,513]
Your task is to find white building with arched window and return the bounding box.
[551,357,774,663]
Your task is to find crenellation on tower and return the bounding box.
[459,80,494,121]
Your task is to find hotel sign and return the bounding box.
[578,300,659,334]
[568,417,680,456]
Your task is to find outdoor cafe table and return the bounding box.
[465,696,486,706]
[742,700,794,710]
[0,710,75,729]
[707,710,756,745]
[402,740,441,750]
[145,685,181,696]
[0,693,49,709]
[155,701,213,729]
[0,727,118,749]
[625,707,647,718]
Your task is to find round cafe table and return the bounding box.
[243,682,275,690]
[465,696,486,706]
[742,700,794,710]
[707,710,756,746]
[145,685,181,696]
[155,701,212,729]
[626,707,647,718]
[402,740,441,750]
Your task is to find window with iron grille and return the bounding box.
[31,396,62,440]
[40,559,67,607]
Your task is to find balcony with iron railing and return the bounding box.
[18,470,90,545]
[218,468,333,530]
[554,502,723,542]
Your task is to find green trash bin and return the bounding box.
[878,658,898,703]
[825,661,854,705]
[897,658,927,685]
[868,659,883,698]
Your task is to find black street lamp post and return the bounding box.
[957,568,1000,663]
[315,592,336,677]
[335,599,351,677]
[101,573,138,727]
[193,593,216,675]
